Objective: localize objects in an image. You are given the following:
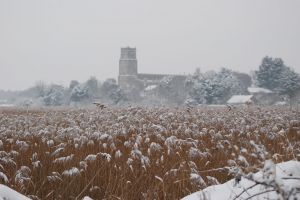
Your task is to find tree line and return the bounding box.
[0,56,299,106]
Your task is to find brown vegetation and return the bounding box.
[0,106,299,200]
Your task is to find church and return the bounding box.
[118,47,186,94]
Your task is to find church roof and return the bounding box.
[248,87,273,94]
[227,95,254,104]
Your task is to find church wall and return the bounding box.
[119,60,137,75]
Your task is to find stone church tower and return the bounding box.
[118,47,141,91]
[118,47,186,97]
[119,47,137,76]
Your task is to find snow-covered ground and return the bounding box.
[0,184,30,200]
[0,104,15,107]
[0,184,94,200]
[182,160,300,200]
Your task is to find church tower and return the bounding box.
[119,47,137,75]
[118,47,139,90]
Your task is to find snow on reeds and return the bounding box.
[0,106,299,199]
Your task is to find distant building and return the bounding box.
[247,87,279,105]
[118,47,186,94]
[227,87,281,105]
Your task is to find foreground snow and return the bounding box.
[0,184,93,200]
[0,184,30,200]
[182,160,300,200]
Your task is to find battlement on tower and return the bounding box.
[120,47,136,60]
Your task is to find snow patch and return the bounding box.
[144,85,157,91]
[227,95,253,104]
[0,184,31,200]
[182,160,300,200]
[248,87,273,94]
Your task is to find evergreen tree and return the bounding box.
[255,56,286,90]
[278,68,300,104]
[86,76,99,98]
[255,56,300,104]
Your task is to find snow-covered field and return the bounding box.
[0,106,299,199]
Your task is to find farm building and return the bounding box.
[247,87,280,105]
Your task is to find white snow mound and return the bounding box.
[182,160,300,200]
[0,184,31,200]
[82,196,93,200]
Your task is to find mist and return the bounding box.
[1,0,300,90]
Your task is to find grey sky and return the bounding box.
[1,0,299,90]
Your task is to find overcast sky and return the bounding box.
[0,0,299,90]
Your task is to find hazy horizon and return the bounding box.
[1,0,300,90]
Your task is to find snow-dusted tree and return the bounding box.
[184,70,206,104]
[158,76,176,103]
[43,84,65,106]
[110,88,126,104]
[233,71,252,89]
[155,75,187,105]
[33,81,47,97]
[186,80,206,104]
[69,80,80,90]
[255,56,300,104]
[255,56,286,90]
[215,68,246,103]
[185,71,213,104]
[85,76,100,98]
[278,67,300,104]
[186,68,246,104]
[100,78,126,104]
[70,85,89,103]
